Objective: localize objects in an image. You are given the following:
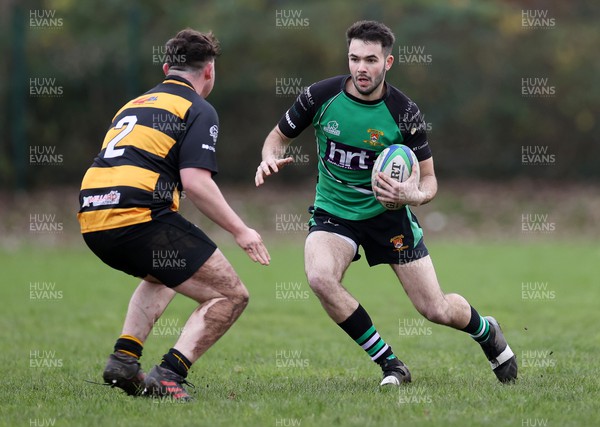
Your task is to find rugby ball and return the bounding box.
[371,144,417,210]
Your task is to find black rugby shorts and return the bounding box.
[308,206,429,265]
[82,212,217,287]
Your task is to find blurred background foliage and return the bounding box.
[1,0,598,190]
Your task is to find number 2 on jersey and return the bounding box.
[104,115,137,158]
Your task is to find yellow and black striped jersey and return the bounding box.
[77,75,219,233]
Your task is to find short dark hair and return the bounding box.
[346,21,395,56]
[164,28,221,71]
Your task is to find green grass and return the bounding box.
[1,239,599,427]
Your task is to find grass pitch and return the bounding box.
[1,239,598,427]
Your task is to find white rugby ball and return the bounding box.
[371,144,418,210]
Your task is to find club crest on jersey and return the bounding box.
[364,128,385,147]
[323,120,341,136]
[390,234,409,252]
[132,95,158,105]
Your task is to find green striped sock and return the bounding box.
[338,305,395,364]
[355,325,394,361]
[470,316,491,343]
[462,306,491,343]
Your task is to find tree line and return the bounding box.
[1,0,597,190]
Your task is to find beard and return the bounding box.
[352,68,386,96]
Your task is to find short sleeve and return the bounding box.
[178,102,219,174]
[399,100,431,161]
[277,75,348,139]
[385,89,432,161]
[277,86,318,139]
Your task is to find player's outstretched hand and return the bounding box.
[235,227,270,265]
[375,162,424,206]
[255,157,294,187]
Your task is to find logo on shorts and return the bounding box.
[323,218,339,227]
[390,234,409,251]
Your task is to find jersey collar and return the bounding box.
[163,75,196,91]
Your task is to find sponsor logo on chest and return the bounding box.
[324,139,377,170]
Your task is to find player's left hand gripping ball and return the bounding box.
[371,144,418,210]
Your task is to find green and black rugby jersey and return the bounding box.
[78,75,219,233]
[278,74,431,220]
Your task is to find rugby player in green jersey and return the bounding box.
[256,20,517,385]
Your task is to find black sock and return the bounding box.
[160,348,192,378]
[338,305,396,364]
[461,306,491,343]
[114,334,143,359]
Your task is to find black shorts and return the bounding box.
[308,206,429,266]
[82,213,217,287]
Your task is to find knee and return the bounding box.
[231,280,250,310]
[306,270,336,297]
